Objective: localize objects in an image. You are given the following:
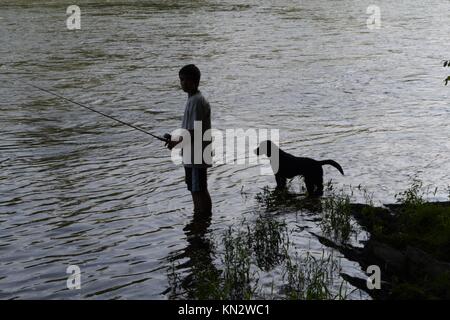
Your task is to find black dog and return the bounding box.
[255,140,344,196]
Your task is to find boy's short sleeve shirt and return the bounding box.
[181,91,211,131]
[181,91,212,168]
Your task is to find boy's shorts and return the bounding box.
[184,167,208,192]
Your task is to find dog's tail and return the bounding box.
[319,160,344,175]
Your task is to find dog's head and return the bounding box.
[254,140,276,158]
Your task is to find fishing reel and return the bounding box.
[163,133,171,142]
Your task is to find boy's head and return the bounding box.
[179,64,201,93]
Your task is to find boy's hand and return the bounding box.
[165,140,178,150]
[164,134,182,150]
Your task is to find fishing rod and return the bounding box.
[13,77,169,142]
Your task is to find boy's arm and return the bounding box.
[166,97,208,150]
[192,98,209,123]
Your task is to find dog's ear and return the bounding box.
[256,140,275,157]
[266,141,272,158]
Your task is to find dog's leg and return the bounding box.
[314,174,324,196]
[305,176,316,196]
[315,179,324,196]
[275,174,287,190]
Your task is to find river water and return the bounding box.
[0,0,449,299]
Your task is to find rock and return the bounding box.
[405,246,450,279]
[366,240,406,274]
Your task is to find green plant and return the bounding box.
[395,178,425,206]
[251,215,289,271]
[320,192,353,243]
[362,187,375,207]
[222,226,259,299]
[398,203,450,260]
[167,214,354,300]
[324,179,334,192]
[255,186,295,212]
[282,251,349,300]
[255,185,322,213]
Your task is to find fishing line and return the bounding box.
[7,76,169,142]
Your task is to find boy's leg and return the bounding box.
[185,167,199,213]
[191,192,201,214]
[191,191,211,214]
[186,166,212,214]
[192,190,212,214]
[191,167,211,214]
[197,190,211,214]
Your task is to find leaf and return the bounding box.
[445,76,450,86]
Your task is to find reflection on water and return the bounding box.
[166,208,361,300]
[166,211,218,299]
[0,0,449,299]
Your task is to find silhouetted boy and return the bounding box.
[165,64,212,214]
